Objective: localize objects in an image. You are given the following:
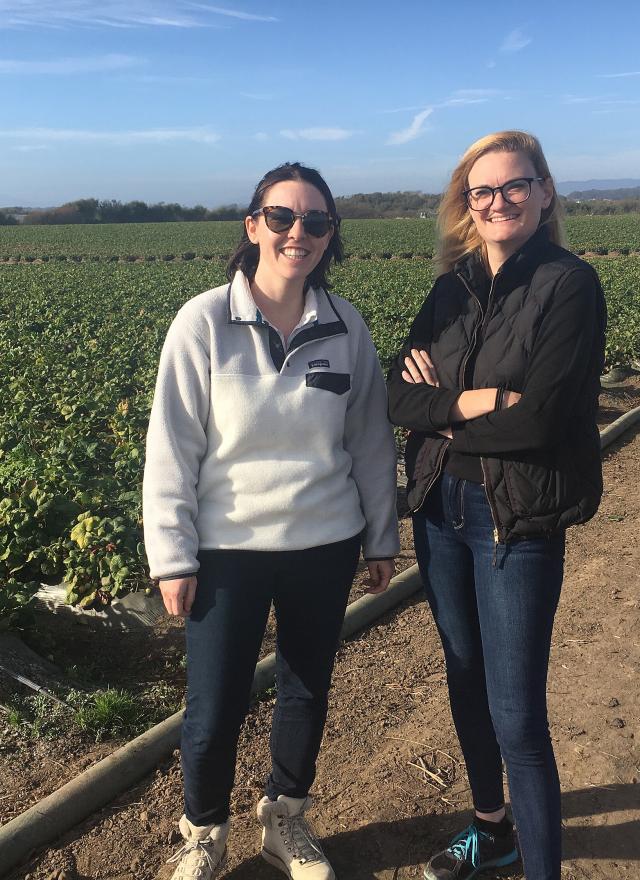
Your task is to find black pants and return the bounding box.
[181,535,361,826]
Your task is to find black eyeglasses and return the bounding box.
[251,205,335,238]
[463,177,545,211]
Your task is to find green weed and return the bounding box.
[72,688,139,741]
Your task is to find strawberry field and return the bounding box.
[1,213,639,261]
[0,220,639,621]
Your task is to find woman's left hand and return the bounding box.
[364,559,395,594]
[402,348,439,386]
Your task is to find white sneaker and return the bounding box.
[257,795,335,880]
[167,815,229,880]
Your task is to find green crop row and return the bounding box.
[1,214,639,259]
[587,257,640,368]
[0,262,222,620]
[565,215,640,253]
[0,256,638,619]
[0,221,243,259]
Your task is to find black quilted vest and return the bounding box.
[405,229,606,541]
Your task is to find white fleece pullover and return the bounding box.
[143,272,400,580]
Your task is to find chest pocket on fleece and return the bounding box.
[305,372,351,395]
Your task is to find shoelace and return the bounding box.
[277,813,324,864]
[166,838,220,879]
[448,824,486,865]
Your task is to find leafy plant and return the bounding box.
[0,577,39,630]
[0,223,638,622]
[73,688,139,741]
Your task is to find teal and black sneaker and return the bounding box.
[423,822,519,879]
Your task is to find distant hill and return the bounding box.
[567,186,640,201]
[557,179,640,196]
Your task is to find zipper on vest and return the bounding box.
[447,271,504,550]
[456,272,499,381]
[480,274,498,338]
[459,269,503,560]
[480,456,502,565]
[411,439,450,515]
[456,273,484,387]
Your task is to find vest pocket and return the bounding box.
[305,372,351,394]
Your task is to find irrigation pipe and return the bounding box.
[0,664,72,712]
[599,404,640,449]
[1,404,639,875]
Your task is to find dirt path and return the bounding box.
[3,414,638,878]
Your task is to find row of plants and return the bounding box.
[0,256,638,621]
[1,214,639,258]
[0,252,225,264]
[0,251,441,265]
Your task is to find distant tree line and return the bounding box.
[561,196,640,215]
[334,191,441,218]
[2,191,640,225]
[6,193,442,225]
[15,198,246,225]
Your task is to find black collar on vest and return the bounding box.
[455,225,552,295]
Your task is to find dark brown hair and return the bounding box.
[226,162,343,290]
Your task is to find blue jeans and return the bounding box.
[413,473,564,880]
[181,535,360,826]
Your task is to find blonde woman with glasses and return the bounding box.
[388,131,606,880]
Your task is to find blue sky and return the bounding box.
[2,0,640,207]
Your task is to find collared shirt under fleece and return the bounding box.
[143,271,400,581]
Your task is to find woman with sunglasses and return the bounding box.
[387,131,606,880]
[144,161,399,880]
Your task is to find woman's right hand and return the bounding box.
[158,576,198,617]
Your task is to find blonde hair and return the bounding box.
[435,130,566,275]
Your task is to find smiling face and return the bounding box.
[466,149,554,271]
[245,179,332,293]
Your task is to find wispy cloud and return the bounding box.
[133,73,212,84]
[559,93,639,111]
[0,126,220,144]
[12,144,51,152]
[596,70,640,79]
[382,90,506,117]
[253,132,269,142]
[240,92,274,101]
[442,97,489,107]
[280,128,355,141]
[500,27,531,53]
[387,108,433,146]
[385,84,518,147]
[379,105,427,115]
[592,100,640,114]
[0,54,142,74]
[450,88,505,100]
[0,1,278,29]
[561,93,604,104]
[186,4,277,22]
